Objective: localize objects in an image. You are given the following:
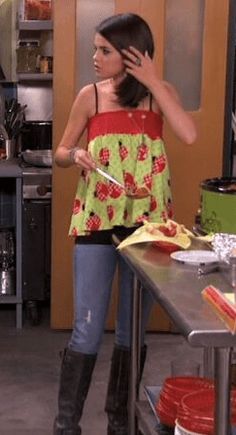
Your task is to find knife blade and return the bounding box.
[95,167,125,189]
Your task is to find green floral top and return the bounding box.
[69,109,173,236]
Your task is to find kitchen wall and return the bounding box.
[17,83,53,121]
[76,0,114,91]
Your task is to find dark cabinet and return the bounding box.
[0,172,22,328]
[22,200,51,300]
[22,199,51,326]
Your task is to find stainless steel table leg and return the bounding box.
[214,347,232,435]
[129,276,142,435]
[16,302,22,329]
[16,177,22,329]
[203,347,214,378]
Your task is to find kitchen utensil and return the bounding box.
[5,139,15,160]
[95,166,150,199]
[96,166,124,188]
[11,105,27,130]
[4,99,26,139]
[22,149,52,167]
[200,177,236,234]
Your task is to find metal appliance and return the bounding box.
[20,120,52,151]
[0,228,15,295]
[21,164,52,324]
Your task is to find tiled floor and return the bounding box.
[0,305,204,435]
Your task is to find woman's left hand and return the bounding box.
[122,46,157,89]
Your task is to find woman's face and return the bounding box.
[93,33,125,80]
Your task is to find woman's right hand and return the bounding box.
[71,147,96,171]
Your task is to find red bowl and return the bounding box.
[179,388,236,417]
[176,388,236,433]
[163,377,213,398]
[156,401,176,428]
[159,390,179,413]
[152,241,180,253]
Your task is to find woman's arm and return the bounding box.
[122,47,197,145]
[54,84,97,169]
[149,79,197,145]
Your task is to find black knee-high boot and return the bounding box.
[105,344,147,435]
[53,348,97,435]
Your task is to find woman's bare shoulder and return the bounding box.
[68,83,98,119]
[74,83,96,109]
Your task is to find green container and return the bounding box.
[200,177,236,234]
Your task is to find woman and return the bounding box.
[53,13,196,435]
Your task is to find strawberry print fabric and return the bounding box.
[69,110,173,236]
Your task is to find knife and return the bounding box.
[95,167,125,189]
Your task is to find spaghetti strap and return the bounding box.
[94,83,98,114]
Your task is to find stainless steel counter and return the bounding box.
[0,159,22,177]
[120,241,235,435]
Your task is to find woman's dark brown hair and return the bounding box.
[96,13,154,108]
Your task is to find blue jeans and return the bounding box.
[69,244,153,354]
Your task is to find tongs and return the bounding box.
[95,167,150,199]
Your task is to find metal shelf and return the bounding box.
[136,401,164,435]
[0,295,21,304]
[18,20,53,31]
[17,73,53,81]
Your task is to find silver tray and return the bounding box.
[22,149,52,167]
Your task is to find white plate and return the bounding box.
[170,250,218,266]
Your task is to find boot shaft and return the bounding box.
[54,348,97,434]
[105,344,147,434]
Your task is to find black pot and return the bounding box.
[20,121,52,151]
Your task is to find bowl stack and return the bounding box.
[155,377,214,429]
[175,388,236,435]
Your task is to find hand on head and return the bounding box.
[121,46,158,88]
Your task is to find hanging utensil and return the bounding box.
[11,107,26,131]
[4,101,27,139]
[95,166,150,199]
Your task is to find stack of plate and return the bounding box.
[176,388,236,434]
[155,377,213,429]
